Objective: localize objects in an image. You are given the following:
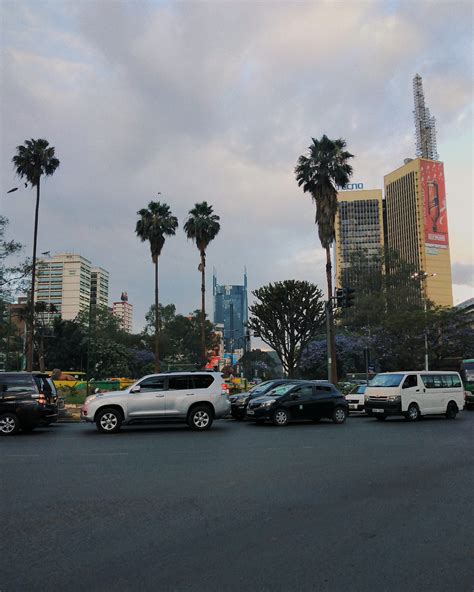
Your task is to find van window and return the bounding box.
[402,375,418,389]
[451,374,462,388]
[421,375,434,388]
[369,374,404,387]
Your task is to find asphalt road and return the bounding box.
[2,412,473,592]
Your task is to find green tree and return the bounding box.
[135,201,178,372]
[12,138,60,371]
[238,349,282,380]
[295,135,354,383]
[248,280,325,377]
[184,202,221,366]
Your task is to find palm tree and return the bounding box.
[295,135,353,384]
[184,202,220,366]
[12,138,60,371]
[135,201,178,372]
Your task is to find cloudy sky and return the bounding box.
[1,0,473,331]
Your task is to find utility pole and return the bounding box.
[411,271,436,371]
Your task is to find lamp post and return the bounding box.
[411,271,437,371]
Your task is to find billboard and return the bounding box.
[420,161,449,249]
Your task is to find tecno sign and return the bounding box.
[338,183,364,190]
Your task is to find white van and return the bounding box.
[364,371,464,421]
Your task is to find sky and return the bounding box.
[1,0,473,333]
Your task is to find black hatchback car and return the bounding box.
[229,379,304,420]
[246,381,348,426]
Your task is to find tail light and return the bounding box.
[221,383,230,395]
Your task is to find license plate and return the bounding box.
[372,408,384,413]
[349,404,357,409]
[247,409,255,415]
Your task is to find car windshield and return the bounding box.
[267,384,296,397]
[369,374,404,387]
[248,381,275,395]
[356,386,366,394]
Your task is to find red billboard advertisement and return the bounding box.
[420,160,449,249]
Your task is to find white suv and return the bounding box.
[81,372,230,434]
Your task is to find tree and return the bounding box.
[238,349,282,380]
[17,301,59,372]
[184,202,221,366]
[248,280,325,377]
[295,135,354,383]
[299,333,366,380]
[135,201,178,372]
[12,138,60,371]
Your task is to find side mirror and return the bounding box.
[130,385,141,393]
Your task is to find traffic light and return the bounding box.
[335,288,344,308]
[343,287,356,308]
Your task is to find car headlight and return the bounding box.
[388,395,401,402]
[262,399,275,407]
[84,395,97,404]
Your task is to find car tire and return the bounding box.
[332,406,347,424]
[272,408,290,426]
[0,412,20,436]
[405,404,420,422]
[445,401,458,420]
[188,406,213,431]
[96,407,123,434]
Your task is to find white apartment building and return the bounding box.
[35,253,109,321]
[112,292,133,333]
[91,267,110,308]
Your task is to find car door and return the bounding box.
[127,376,166,418]
[165,375,195,416]
[311,385,334,418]
[284,385,314,420]
[401,374,423,411]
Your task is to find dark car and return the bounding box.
[0,374,47,435]
[246,381,348,426]
[0,372,59,426]
[229,379,304,420]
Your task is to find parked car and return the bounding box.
[81,371,231,433]
[346,384,367,413]
[365,371,464,421]
[0,372,59,426]
[246,381,348,426]
[0,374,48,435]
[229,379,304,420]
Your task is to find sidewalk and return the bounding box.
[58,404,81,423]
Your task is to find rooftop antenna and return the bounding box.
[413,74,439,161]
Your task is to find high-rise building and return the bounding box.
[91,267,110,307]
[335,189,385,288]
[384,158,453,307]
[413,73,438,161]
[35,253,110,320]
[213,271,249,354]
[112,292,133,333]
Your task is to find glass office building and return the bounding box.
[213,272,249,354]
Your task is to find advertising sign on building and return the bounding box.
[420,160,449,249]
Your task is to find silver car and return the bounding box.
[81,372,230,433]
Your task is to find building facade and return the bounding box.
[335,188,385,288]
[112,292,133,333]
[35,253,111,320]
[91,267,110,307]
[384,158,453,307]
[213,272,249,354]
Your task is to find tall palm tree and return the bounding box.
[12,138,60,371]
[295,135,353,383]
[135,201,178,372]
[184,202,220,366]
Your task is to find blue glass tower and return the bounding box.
[213,271,249,354]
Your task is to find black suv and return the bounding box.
[246,381,348,426]
[229,379,304,420]
[0,373,59,435]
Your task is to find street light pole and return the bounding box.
[411,271,436,371]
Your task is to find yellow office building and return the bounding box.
[335,189,385,288]
[384,158,453,307]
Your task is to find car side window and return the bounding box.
[402,375,417,389]
[193,375,213,389]
[168,376,192,390]
[451,374,461,388]
[138,377,165,392]
[421,375,434,388]
[292,386,313,400]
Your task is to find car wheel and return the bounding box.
[445,401,458,420]
[405,404,420,422]
[188,406,213,431]
[332,406,347,424]
[272,408,289,426]
[0,413,20,436]
[96,408,123,434]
